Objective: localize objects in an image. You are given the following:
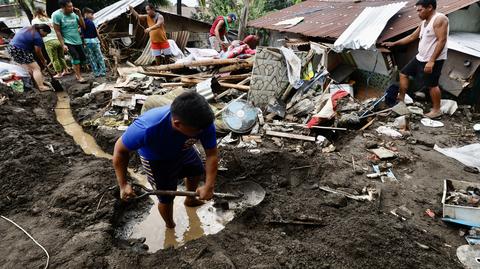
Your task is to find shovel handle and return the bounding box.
[150,190,198,197]
[148,190,240,199]
[131,183,241,199]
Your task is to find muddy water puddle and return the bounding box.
[55,91,234,252]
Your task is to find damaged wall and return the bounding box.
[439,49,480,96]
[449,3,480,33]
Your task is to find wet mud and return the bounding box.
[1,77,477,268]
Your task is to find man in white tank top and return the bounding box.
[382,0,449,119]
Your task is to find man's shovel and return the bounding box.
[132,180,265,210]
[45,68,64,92]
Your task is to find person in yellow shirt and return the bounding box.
[129,3,173,65]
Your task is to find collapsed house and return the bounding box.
[93,0,212,68]
[249,0,480,110]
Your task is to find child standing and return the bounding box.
[82,8,106,77]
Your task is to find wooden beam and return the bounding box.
[218,62,253,73]
[266,131,316,142]
[217,74,250,81]
[219,82,250,91]
[146,58,246,72]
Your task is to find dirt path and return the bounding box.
[1,78,477,268]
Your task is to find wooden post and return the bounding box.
[177,0,182,15]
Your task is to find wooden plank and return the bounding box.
[217,74,250,81]
[218,62,253,73]
[146,58,246,72]
[159,82,187,88]
[266,130,316,142]
[219,82,250,91]
[117,66,144,77]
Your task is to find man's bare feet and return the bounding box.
[184,197,205,207]
[424,110,442,119]
[165,221,176,229]
[38,86,52,92]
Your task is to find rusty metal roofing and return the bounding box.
[249,0,480,42]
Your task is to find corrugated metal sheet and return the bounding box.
[448,32,480,58]
[333,2,407,52]
[249,0,479,42]
[94,0,145,26]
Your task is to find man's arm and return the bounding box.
[145,13,164,33]
[113,137,135,200]
[424,16,448,73]
[53,23,68,52]
[129,6,147,20]
[73,8,85,29]
[196,147,218,200]
[34,46,47,68]
[215,20,225,43]
[382,26,421,47]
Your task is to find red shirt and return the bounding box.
[210,16,226,37]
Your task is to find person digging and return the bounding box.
[113,91,218,229]
[382,0,448,119]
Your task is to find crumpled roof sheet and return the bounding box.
[249,0,479,42]
[448,32,480,58]
[93,0,144,26]
[333,1,407,52]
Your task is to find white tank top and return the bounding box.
[416,12,449,62]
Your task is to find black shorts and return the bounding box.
[140,148,205,204]
[401,58,444,88]
[66,43,86,65]
[7,45,35,65]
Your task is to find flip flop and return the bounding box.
[424,111,443,119]
[77,78,87,83]
[38,87,53,92]
[53,74,63,79]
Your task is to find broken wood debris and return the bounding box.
[266,130,316,142]
[145,58,250,72]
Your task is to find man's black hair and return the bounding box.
[83,7,94,14]
[58,0,72,8]
[33,24,52,34]
[416,0,437,9]
[171,91,214,130]
[146,3,156,10]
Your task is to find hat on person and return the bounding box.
[228,13,237,22]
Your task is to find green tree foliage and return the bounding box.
[194,0,299,26]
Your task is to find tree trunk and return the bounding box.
[17,0,34,23]
[238,0,250,40]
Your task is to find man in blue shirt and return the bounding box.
[113,91,218,228]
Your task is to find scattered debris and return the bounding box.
[421,118,444,128]
[425,209,436,219]
[442,179,480,227]
[370,147,396,159]
[318,185,379,202]
[376,126,403,139]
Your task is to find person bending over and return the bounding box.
[113,91,218,229]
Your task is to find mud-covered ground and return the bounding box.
[1,76,479,268]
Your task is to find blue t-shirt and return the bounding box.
[122,106,217,161]
[82,18,97,39]
[10,27,43,53]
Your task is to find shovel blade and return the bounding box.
[218,180,265,210]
